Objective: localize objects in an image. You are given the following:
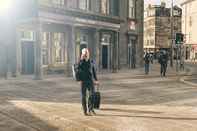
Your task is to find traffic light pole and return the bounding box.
[170,0,174,67]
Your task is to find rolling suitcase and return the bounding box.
[94,86,101,109]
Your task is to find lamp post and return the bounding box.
[170,0,174,67]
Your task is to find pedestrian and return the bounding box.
[78,48,99,116]
[150,53,154,64]
[158,50,168,77]
[144,52,150,75]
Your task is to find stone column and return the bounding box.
[112,31,118,73]
[67,26,76,77]
[98,32,102,71]
[48,32,52,65]
[15,28,21,77]
[0,44,7,79]
[119,0,129,69]
[94,29,100,71]
[34,22,43,80]
[117,32,120,70]
[135,0,144,67]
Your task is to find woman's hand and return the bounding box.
[78,81,82,85]
[94,81,99,85]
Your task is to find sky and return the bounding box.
[144,0,182,8]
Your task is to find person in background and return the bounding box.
[144,52,150,75]
[158,50,168,77]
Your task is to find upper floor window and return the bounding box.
[128,0,135,18]
[90,0,101,13]
[53,33,65,64]
[39,0,51,6]
[110,0,119,16]
[101,0,110,15]
[51,0,64,6]
[101,34,111,45]
[21,31,35,41]
[42,32,49,65]
[148,9,155,17]
[67,0,78,9]
[79,0,90,10]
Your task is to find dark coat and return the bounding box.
[159,53,168,65]
[78,59,98,82]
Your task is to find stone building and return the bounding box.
[120,0,144,69]
[181,0,197,61]
[0,0,144,79]
[144,2,182,53]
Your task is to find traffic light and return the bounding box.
[175,33,184,44]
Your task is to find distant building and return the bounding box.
[144,2,182,53]
[0,0,144,79]
[181,0,197,61]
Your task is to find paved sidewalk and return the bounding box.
[98,63,188,81]
[0,63,196,131]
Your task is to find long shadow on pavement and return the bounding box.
[0,102,59,131]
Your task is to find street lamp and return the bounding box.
[170,0,174,67]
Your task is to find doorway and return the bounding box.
[102,45,108,69]
[128,38,136,68]
[21,41,34,74]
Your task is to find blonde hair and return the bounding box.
[81,48,90,60]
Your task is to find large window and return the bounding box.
[79,0,89,10]
[39,0,51,6]
[42,32,49,65]
[91,0,101,13]
[51,0,64,6]
[110,0,119,16]
[53,33,65,64]
[101,34,111,45]
[128,0,135,18]
[67,0,78,8]
[21,31,34,41]
[101,0,110,15]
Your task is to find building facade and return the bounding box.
[181,0,197,61]
[144,2,182,54]
[120,0,144,69]
[0,0,144,79]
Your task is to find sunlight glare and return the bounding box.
[0,0,12,14]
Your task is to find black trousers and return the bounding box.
[160,63,167,76]
[81,81,95,113]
